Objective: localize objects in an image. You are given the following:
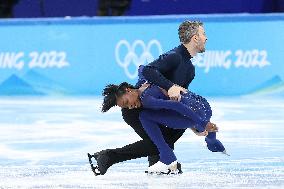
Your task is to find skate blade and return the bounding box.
[145,170,169,175]
[222,150,230,156]
[145,169,182,175]
[87,153,101,176]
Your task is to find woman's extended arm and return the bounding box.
[142,94,208,129]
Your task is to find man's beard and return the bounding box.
[197,42,205,53]
[199,46,205,53]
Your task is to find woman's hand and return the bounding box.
[191,128,208,136]
[195,130,208,136]
[205,122,218,132]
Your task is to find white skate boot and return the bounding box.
[147,161,170,174]
[146,161,182,175]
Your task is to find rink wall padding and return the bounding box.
[0,14,284,96]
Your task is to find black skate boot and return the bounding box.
[88,153,101,176]
[87,150,112,176]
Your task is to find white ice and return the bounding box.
[0,96,283,188]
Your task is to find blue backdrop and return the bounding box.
[13,0,283,17]
[0,14,284,96]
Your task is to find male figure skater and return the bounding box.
[88,20,208,175]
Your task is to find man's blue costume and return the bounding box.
[138,66,226,165]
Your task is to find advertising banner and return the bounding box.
[0,14,283,96]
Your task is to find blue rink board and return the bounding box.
[0,14,284,96]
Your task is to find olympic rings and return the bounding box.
[115,39,163,79]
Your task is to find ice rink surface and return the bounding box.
[0,96,283,189]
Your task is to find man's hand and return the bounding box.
[140,83,150,92]
[168,85,187,101]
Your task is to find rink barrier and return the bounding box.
[0,13,283,96]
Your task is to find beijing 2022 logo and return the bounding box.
[115,39,163,79]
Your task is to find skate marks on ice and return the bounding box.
[0,159,282,189]
[0,97,283,188]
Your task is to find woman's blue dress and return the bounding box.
[138,66,225,164]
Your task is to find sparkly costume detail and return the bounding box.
[139,85,225,165]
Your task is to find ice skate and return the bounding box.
[87,153,101,176]
[87,150,112,176]
[145,161,182,175]
[168,161,183,175]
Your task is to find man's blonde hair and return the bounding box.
[178,20,203,44]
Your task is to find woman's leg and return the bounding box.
[205,132,225,152]
[139,109,196,164]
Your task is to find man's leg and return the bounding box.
[92,108,185,174]
[117,108,185,165]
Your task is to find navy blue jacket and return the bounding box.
[136,44,195,90]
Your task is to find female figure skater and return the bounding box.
[102,69,227,174]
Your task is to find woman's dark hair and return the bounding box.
[101,82,135,112]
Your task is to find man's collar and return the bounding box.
[180,44,192,59]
